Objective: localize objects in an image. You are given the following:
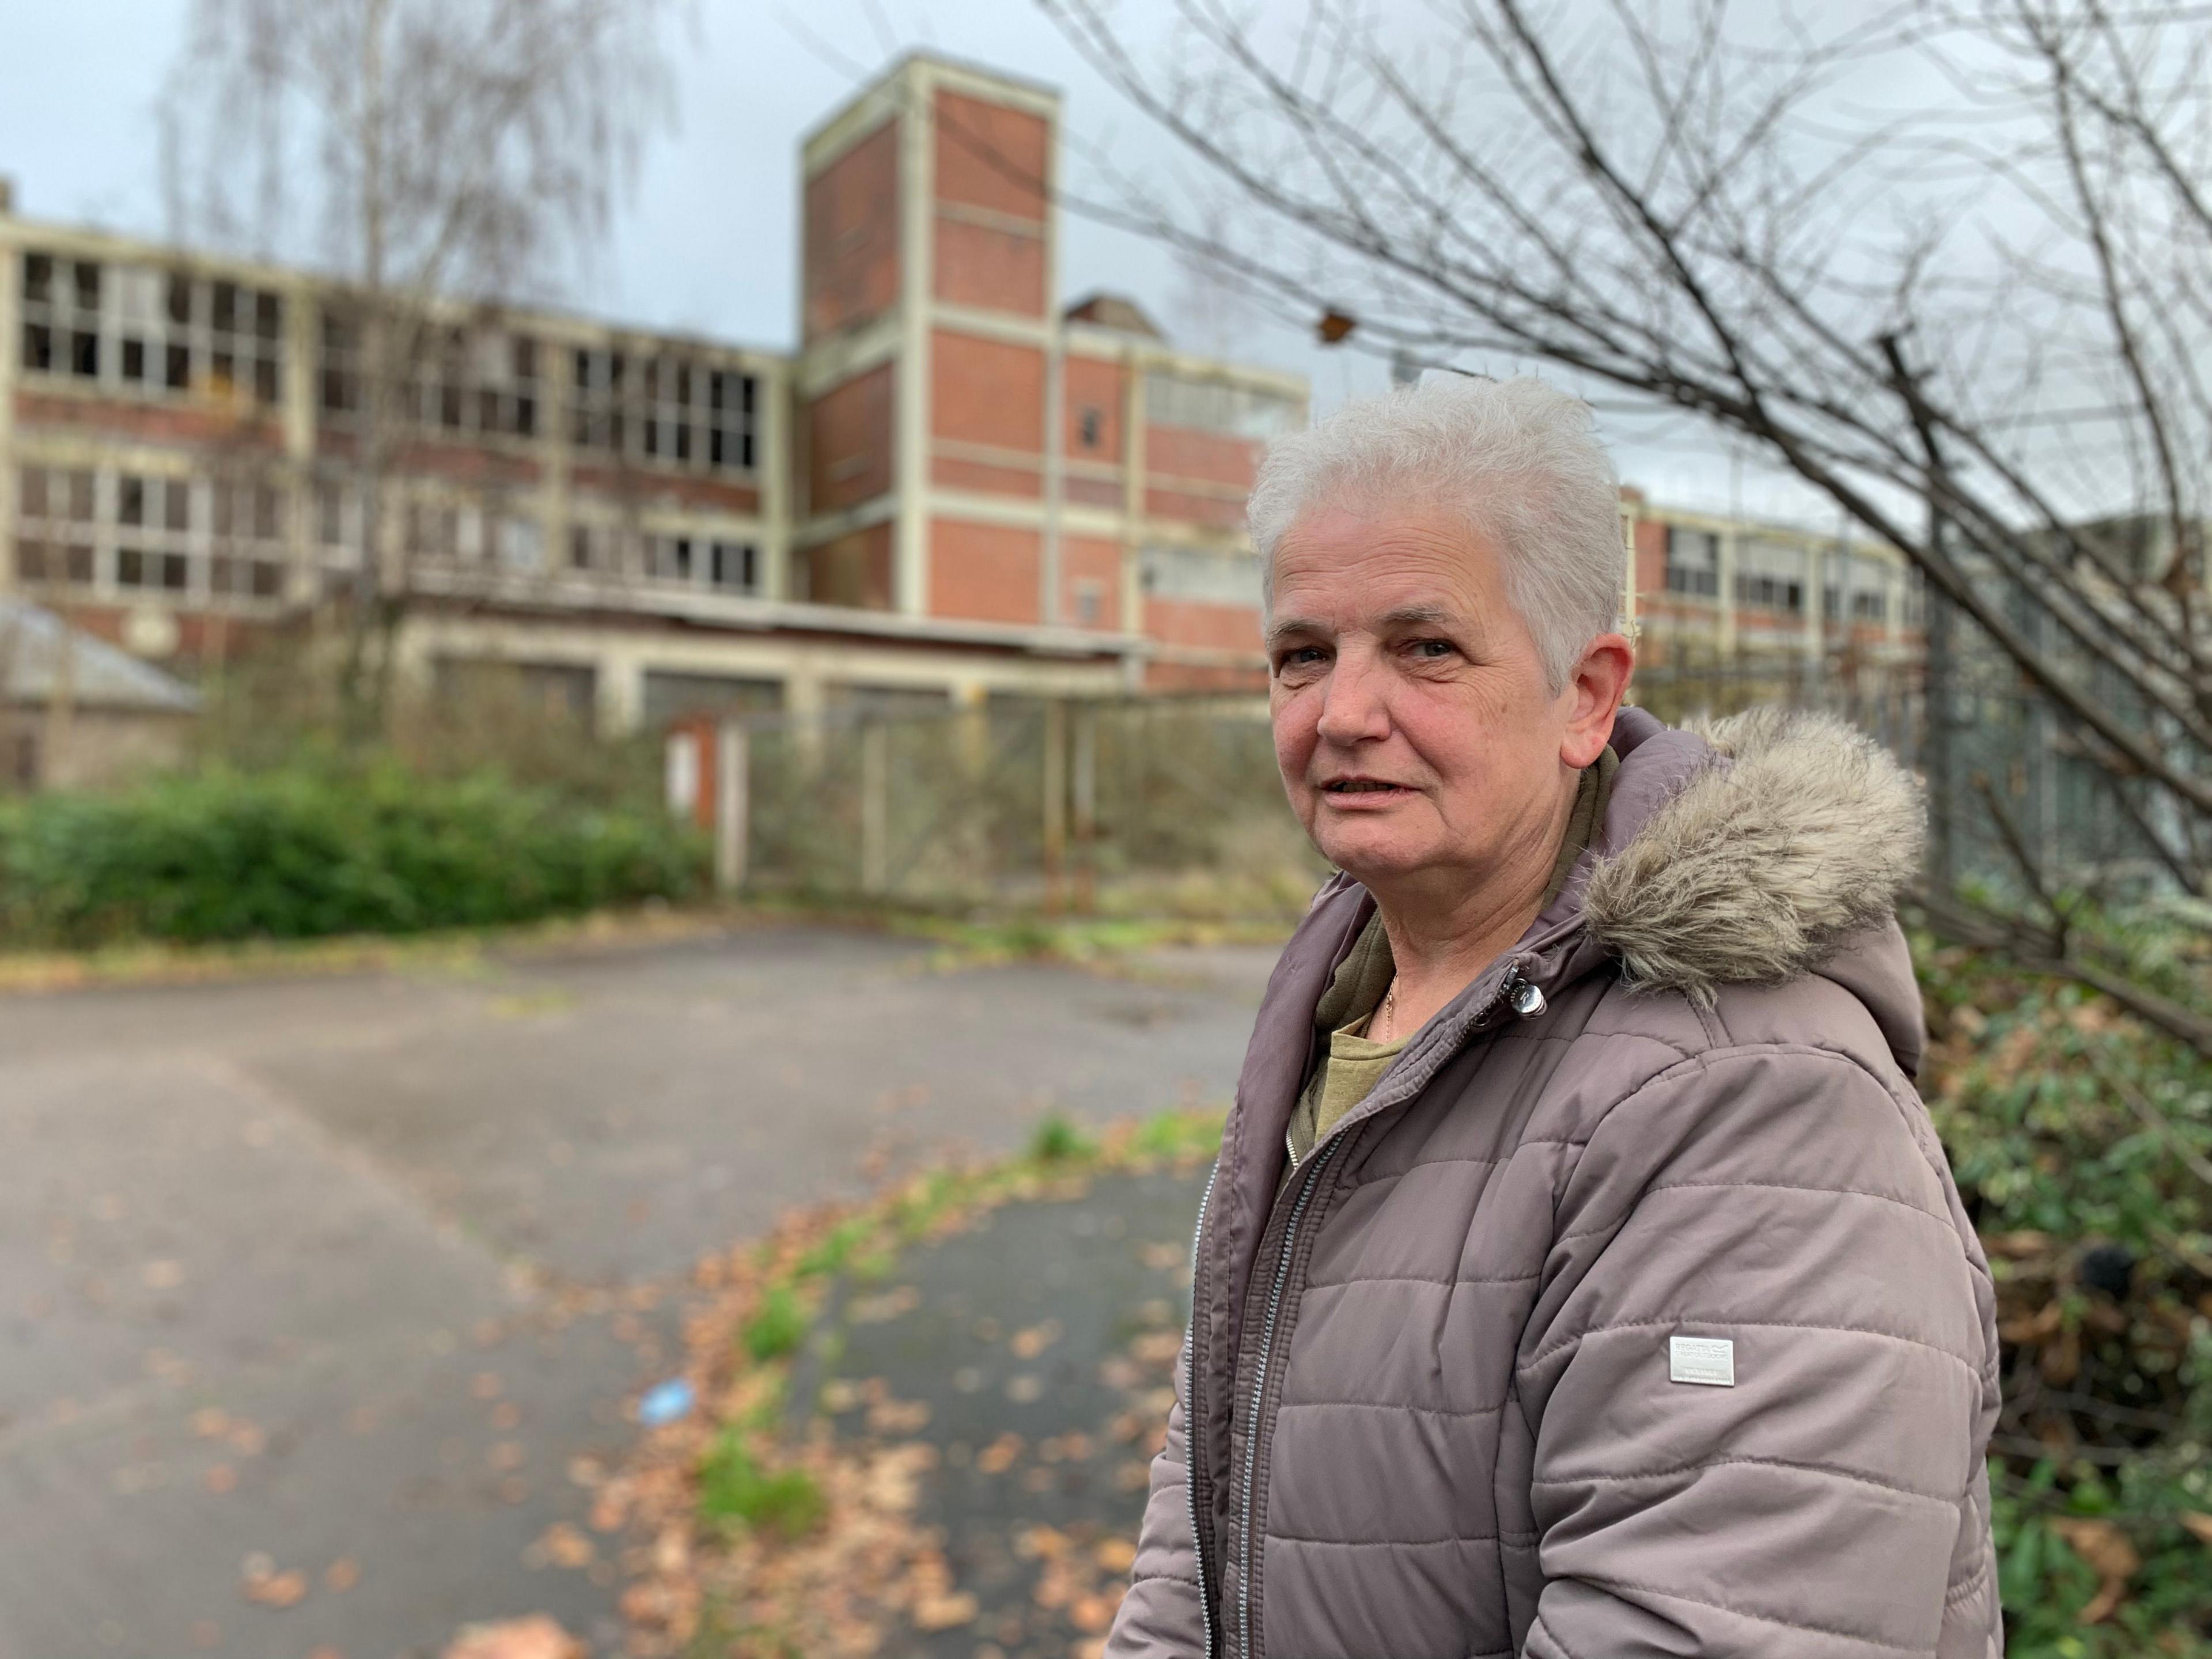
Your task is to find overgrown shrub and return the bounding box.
[0,764,706,947]
[1918,938,2212,1653]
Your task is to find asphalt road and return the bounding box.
[0,923,1275,1659]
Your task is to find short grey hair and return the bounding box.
[1249,375,1625,691]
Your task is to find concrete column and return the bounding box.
[786,658,828,775]
[859,719,890,895]
[1042,698,1068,913]
[893,61,937,617]
[1120,350,1148,692]
[1716,521,1738,663]
[714,720,750,892]
[759,361,791,602]
[541,328,573,591]
[1803,543,1825,686]
[0,211,18,600]
[596,648,645,736]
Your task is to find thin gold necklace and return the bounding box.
[1378,977,1399,1041]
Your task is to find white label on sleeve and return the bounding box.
[1669,1336,1735,1387]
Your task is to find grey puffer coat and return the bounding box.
[1108,706,2002,1659]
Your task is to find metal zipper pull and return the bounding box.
[1505,970,1546,1018]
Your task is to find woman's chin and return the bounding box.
[1314,823,1442,884]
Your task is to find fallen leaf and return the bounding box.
[1010,1320,1063,1359]
[191,1408,229,1438]
[324,1558,359,1593]
[2050,1517,2139,1624]
[977,1433,1025,1474]
[867,1397,931,1435]
[440,1615,584,1659]
[241,1568,308,1608]
[1127,1331,1181,1365]
[1094,1537,1137,1574]
[204,1464,237,1495]
[911,1590,979,1631]
[537,1523,596,1569]
[471,1373,503,1401]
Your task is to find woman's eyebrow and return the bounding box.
[1378,603,1460,628]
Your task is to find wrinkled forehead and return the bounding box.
[1264,501,1511,624]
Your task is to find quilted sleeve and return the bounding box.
[1105,1328,1210,1658]
[1517,1044,1999,1658]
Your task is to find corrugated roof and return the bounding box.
[0,600,202,713]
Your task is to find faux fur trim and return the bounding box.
[1584,708,1925,1005]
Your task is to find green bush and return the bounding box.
[0,765,707,947]
[1918,938,2212,1653]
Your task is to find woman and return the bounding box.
[1108,376,2000,1658]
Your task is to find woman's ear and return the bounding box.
[1560,633,1634,768]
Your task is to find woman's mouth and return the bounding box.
[1322,778,1414,802]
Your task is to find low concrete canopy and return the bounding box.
[0,598,202,714]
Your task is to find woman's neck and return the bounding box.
[1368,771,1577,1032]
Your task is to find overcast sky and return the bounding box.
[0,0,1826,524]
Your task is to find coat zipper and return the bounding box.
[1225,959,1546,1659]
[1185,1160,1220,1659]
[1236,1137,1342,1659]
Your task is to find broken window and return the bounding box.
[118,473,201,599]
[569,344,756,475]
[403,495,479,566]
[19,249,283,404]
[495,515,544,571]
[11,464,97,588]
[567,520,626,574]
[571,346,628,450]
[19,251,101,381]
[474,332,539,437]
[707,370,757,473]
[319,308,362,415]
[645,533,696,584]
[709,540,757,593]
[1143,373,1299,440]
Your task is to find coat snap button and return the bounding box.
[1509,980,1547,1017]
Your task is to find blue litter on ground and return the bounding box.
[637,1378,695,1426]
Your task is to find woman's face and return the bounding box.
[1265,502,1623,896]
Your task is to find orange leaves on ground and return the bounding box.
[238,1553,308,1608]
[440,1616,584,1659]
[2049,1517,2141,1624]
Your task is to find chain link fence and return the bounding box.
[683,696,1324,918]
[668,618,2175,918]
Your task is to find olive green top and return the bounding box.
[1284,748,1618,1171]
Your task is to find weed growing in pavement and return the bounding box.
[697,1430,828,1540]
[1028,1112,1096,1164]
[739,1286,809,1364]
[608,1105,1226,1657]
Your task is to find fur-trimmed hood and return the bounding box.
[1581,705,1925,1009]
